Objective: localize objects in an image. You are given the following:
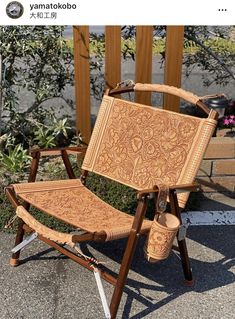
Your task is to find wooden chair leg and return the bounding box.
[7,152,37,267]
[169,190,193,284]
[177,238,193,284]
[28,151,40,182]
[10,220,25,266]
[109,230,139,318]
[9,153,40,266]
[61,150,76,179]
[110,198,148,318]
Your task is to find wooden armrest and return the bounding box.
[137,183,200,199]
[30,146,87,157]
[170,183,200,193]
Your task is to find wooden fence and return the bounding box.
[73,26,184,143]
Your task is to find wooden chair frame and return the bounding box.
[5,83,218,318]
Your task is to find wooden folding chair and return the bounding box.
[5,83,218,318]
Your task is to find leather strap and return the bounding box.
[153,184,169,218]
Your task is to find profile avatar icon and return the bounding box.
[6,1,24,19]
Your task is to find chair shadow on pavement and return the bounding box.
[18,225,235,319]
[86,225,235,318]
[20,247,68,265]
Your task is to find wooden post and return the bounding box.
[105,26,121,89]
[135,26,153,105]
[73,26,91,143]
[163,26,184,112]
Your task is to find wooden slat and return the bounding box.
[135,26,153,105]
[163,26,184,112]
[105,26,121,89]
[73,26,91,143]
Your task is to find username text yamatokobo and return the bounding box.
[30,3,77,10]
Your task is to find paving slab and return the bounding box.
[0,226,234,319]
[197,193,235,211]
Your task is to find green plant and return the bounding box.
[0,185,16,231]
[4,133,16,149]
[0,144,31,174]
[119,25,235,87]
[184,26,235,86]
[32,116,73,148]
[0,26,74,135]
[33,126,56,148]
[49,117,71,139]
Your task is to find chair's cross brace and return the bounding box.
[23,227,118,286]
[11,232,38,254]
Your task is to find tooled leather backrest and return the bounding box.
[82,84,217,208]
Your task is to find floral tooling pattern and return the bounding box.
[90,98,201,189]
[144,223,178,261]
[18,180,152,239]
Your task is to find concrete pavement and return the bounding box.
[0,226,234,319]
